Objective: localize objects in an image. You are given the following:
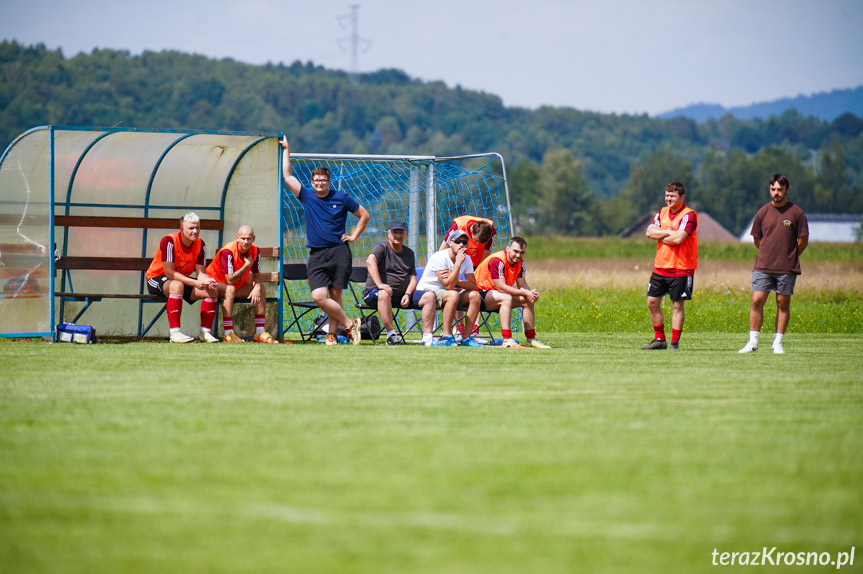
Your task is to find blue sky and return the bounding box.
[1,0,861,115]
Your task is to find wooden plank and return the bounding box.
[54,215,224,231]
[258,247,280,258]
[0,269,49,278]
[56,292,160,300]
[55,257,151,271]
[0,243,47,253]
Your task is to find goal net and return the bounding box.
[281,153,514,338]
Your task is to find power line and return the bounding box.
[337,4,371,84]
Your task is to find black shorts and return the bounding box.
[478,289,493,312]
[307,243,352,291]
[362,288,427,309]
[648,273,694,302]
[147,275,196,304]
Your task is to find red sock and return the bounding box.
[167,295,183,329]
[525,329,536,340]
[671,328,682,344]
[502,329,512,339]
[223,316,233,332]
[200,298,217,331]
[255,315,265,333]
[653,325,666,341]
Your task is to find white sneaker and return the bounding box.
[772,343,784,354]
[170,331,195,343]
[738,341,758,354]
[200,329,219,343]
[529,339,552,349]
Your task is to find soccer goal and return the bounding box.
[281,152,512,338]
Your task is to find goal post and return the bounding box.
[281,152,514,338]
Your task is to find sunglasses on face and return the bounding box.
[451,238,468,245]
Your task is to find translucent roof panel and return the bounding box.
[0,128,53,336]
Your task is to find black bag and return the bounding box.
[310,315,329,338]
[360,315,381,341]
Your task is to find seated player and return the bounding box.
[206,225,277,343]
[364,220,437,345]
[474,237,551,349]
[145,212,219,343]
[417,229,482,347]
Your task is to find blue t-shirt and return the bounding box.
[297,185,361,248]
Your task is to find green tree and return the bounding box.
[536,148,597,235]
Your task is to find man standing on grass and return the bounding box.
[474,236,551,349]
[280,136,370,346]
[416,229,482,347]
[145,212,219,343]
[641,181,698,351]
[739,174,809,355]
[364,220,437,346]
[206,225,278,344]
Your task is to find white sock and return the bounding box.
[170,327,180,333]
[774,333,784,346]
[202,327,212,333]
[422,333,433,344]
[749,331,760,345]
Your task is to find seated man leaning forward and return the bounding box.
[415,229,482,347]
[145,212,219,343]
[474,237,551,349]
[206,225,278,343]
[363,220,437,346]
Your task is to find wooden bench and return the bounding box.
[54,215,280,336]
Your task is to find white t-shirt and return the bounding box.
[417,249,474,291]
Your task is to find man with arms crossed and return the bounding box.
[416,229,482,347]
[364,220,437,346]
[739,174,809,354]
[474,237,551,349]
[642,181,698,351]
[206,225,278,343]
[146,212,219,343]
[280,137,370,346]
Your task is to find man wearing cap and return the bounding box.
[416,229,483,347]
[364,220,437,345]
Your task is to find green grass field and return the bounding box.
[2,333,861,573]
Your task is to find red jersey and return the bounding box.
[448,216,496,267]
[206,241,260,289]
[145,232,207,280]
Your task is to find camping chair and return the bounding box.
[282,263,319,342]
[349,266,405,344]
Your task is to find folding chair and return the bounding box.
[349,266,403,344]
[282,263,319,342]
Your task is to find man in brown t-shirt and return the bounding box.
[739,174,809,355]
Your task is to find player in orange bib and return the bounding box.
[440,215,496,342]
[145,212,219,343]
[474,237,551,349]
[206,225,277,343]
[641,181,698,351]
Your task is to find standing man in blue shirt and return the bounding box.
[280,137,371,345]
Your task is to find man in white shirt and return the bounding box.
[416,229,482,347]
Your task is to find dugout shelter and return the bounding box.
[0,126,282,338]
[1,125,512,340]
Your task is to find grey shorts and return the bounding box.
[752,271,797,295]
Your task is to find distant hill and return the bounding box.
[657,86,863,123]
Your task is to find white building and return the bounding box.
[739,213,861,243]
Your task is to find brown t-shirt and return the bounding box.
[751,202,809,275]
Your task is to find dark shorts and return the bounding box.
[147,275,196,304]
[478,289,493,312]
[648,273,694,302]
[751,271,797,295]
[363,287,428,309]
[307,244,352,291]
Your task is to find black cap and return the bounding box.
[388,220,407,231]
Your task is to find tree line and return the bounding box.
[2,40,862,236]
